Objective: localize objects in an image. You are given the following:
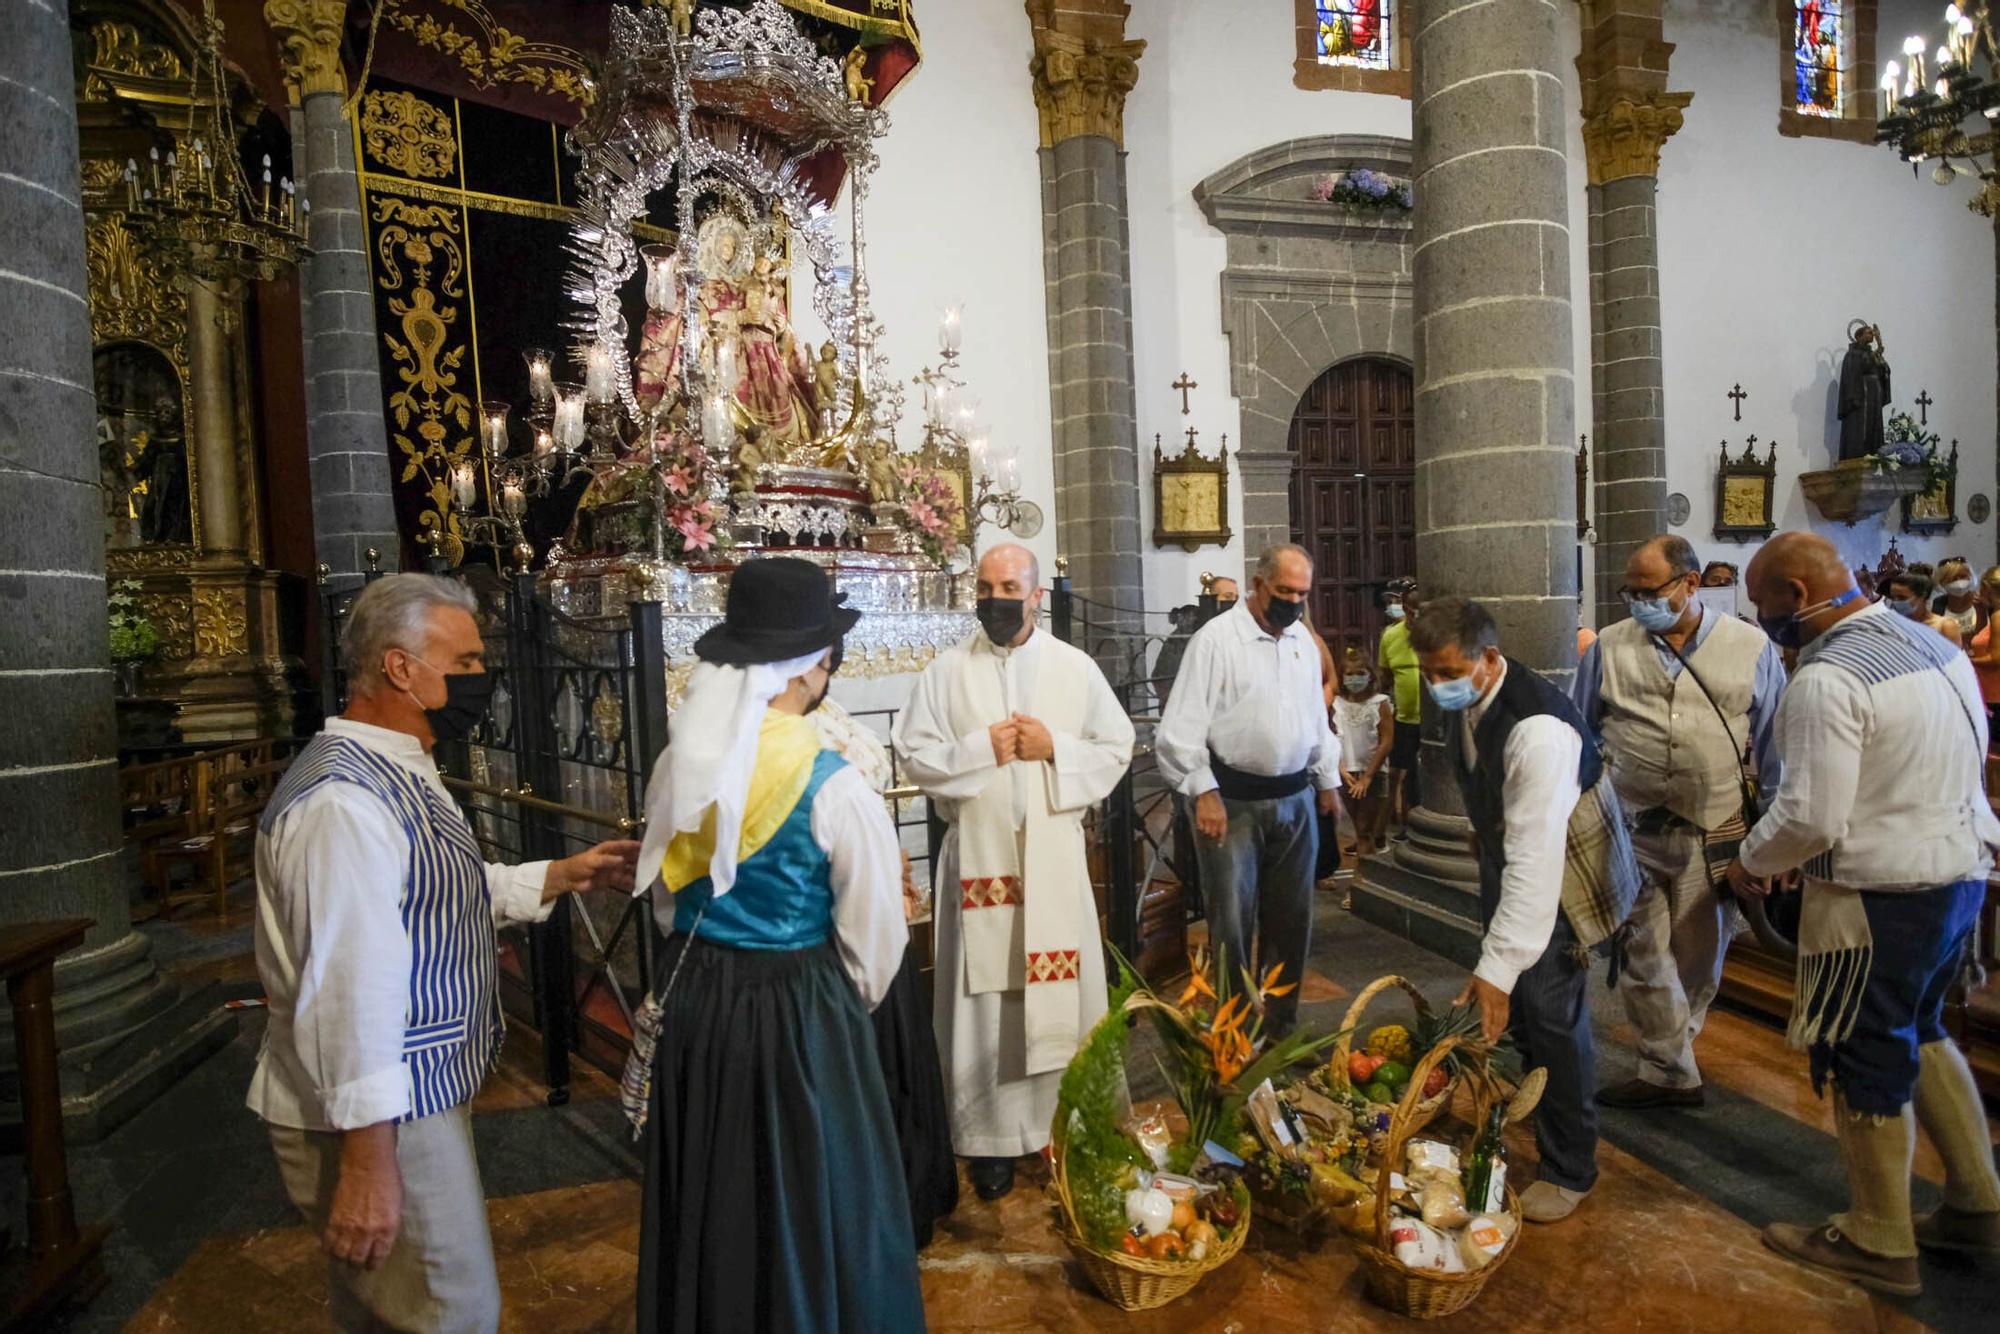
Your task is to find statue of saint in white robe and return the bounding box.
[892,628,1134,1158]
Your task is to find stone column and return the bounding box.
[1577,1,1690,625]
[1357,0,1579,953]
[266,0,400,585]
[1026,1,1145,627]
[0,0,227,1137]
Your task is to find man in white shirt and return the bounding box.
[1155,543,1341,1039]
[1728,533,2000,1297]
[1409,596,1597,1224]
[252,575,638,1331]
[893,543,1135,1201]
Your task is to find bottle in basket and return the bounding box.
[1461,1104,1507,1215]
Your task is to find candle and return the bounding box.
[261,154,273,216]
[1883,63,1902,114]
[703,394,736,453]
[480,401,510,458]
[642,244,679,311]
[939,306,962,356]
[524,348,555,406]
[585,341,618,404]
[1958,15,1976,66]
[1906,35,1929,89]
[501,479,527,519]
[450,459,477,512]
[553,383,587,450]
[715,334,741,394]
[969,433,990,478]
[533,427,555,460]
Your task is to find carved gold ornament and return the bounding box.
[385,0,595,110]
[1580,92,1695,186]
[371,194,471,565]
[86,212,189,369]
[361,90,458,181]
[141,592,195,661]
[194,585,250,657]
[90,19,188,79]
[1028,30,1145,147]
[265,0,350,101]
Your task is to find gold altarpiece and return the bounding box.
[75,0,298,740]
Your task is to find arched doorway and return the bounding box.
[1287,357,1415,654]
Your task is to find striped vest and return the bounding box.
[262,733,502,1122]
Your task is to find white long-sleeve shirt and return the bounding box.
[248,719,554,1132]
[1741,603,2000,888]
[1462,662,1583,995]
[1155,602,1341,797]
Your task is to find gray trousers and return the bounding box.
[268,1102,500,1333]
[1192,789,1318,1036]
[1620,825,1736,1089]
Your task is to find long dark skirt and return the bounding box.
[637,936,926,1333]
[869,945,958,1248]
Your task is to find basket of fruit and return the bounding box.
[1235,1080,1371,1237]
[1325,974,1481,1134]
[1351,1040,1528,1320]
[1048,950,1334,1310]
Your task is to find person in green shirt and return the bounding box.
[1376,583,1424,839]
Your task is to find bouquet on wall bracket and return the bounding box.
[1312,168,1414,213]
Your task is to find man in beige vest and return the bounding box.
[1573,535,1788,1108]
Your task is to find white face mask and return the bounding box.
[1944,579,1974,596]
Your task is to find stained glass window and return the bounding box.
[1316,2,1394,72]
[1794,0,1844,117]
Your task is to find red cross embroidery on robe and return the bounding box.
[960,876,1021,909]
[1026,949,1080,983]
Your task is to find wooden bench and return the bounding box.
[130,740,300,922]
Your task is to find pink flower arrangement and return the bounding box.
[675,507,717,553]
[665,464,695,497]
[894,462,964,563]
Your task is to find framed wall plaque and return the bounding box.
[1713,437,1778,542]
[1152,431,1232,552]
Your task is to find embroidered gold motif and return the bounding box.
[361,89,457,181]
[384,0,595,110]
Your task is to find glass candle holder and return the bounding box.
[450,459,477,512]
[524,348,555,406]
[479,401,510,459]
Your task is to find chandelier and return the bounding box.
[1877,4,2000,215]
[118,0,305,284]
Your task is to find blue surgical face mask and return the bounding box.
[1385,604,1406,622]
[1892,597,1926,620]
[1628,590,1685,634]
[1343,672,1372,692]
[1758,585,1864,649]
[1425,657,1488,712]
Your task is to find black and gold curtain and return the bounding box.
[353,78,668,565]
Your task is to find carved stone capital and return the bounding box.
[1580,91,1693,185]
[265,0,348,102]
[1028,29,1144,147]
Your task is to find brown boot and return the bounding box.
[1596,1077,1704,1110]
[1761,1222,1922,1297]
[1914,1203,2000,1259]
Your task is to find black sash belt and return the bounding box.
[1210,754,1311,801]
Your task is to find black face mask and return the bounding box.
[421,670,497,744]
[1216,597,1238,611]
[976,597,1028,646]
[1261,595,1305,632]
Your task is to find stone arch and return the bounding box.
[1194,134,1415,561]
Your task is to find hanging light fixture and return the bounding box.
[1878,4,2000,215]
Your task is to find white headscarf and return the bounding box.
[633,648,828,901]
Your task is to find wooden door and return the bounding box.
[1287,358,1416,660]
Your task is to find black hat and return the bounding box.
[692,557,861,666]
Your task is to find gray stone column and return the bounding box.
[1027,3,1145,627]
[268,1,400,585]
[1356,0,1579,956]
[1575,1,1690,622]
[0,0,226,1136]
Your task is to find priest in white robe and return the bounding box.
[893,543,1135,1201]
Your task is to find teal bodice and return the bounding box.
[673,749,848,950]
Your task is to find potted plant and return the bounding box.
[107,580,161,696]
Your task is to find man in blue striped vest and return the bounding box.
[250,575,639,1331]
[1731,533,2000,1297]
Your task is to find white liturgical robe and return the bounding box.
[893,628,1134,1158]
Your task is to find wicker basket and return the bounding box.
[1049,1113,1252,1311]
[1327,974,1455,1133]
[1350,1040,1524,1320]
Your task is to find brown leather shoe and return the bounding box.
[1915,1204,2000,1259]
[1596,1077,1705,1110]
[1761,1221,1922,1297]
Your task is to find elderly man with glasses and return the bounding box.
[1572,535,1787,1110]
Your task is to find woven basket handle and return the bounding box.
[1329,973,1431,1093]
[1371,1034,1464,1249]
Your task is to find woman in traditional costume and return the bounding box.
[630,557,927,1331]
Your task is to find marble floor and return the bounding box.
[35,881,2000,1333]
